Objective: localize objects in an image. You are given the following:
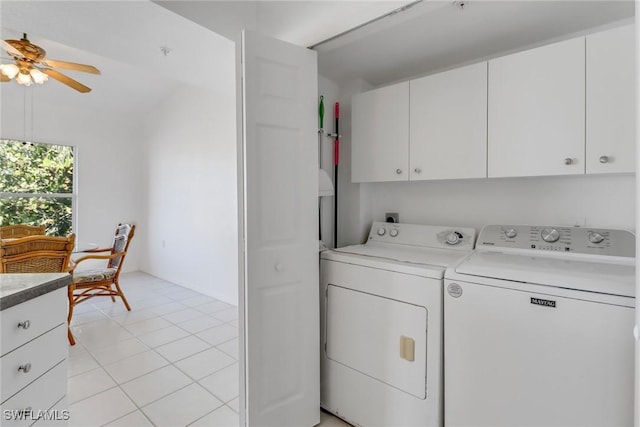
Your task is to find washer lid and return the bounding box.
[455,251,635,297]
[322,242,471,278]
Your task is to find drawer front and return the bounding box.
[1,288,66,357]
[31,396,68,427]
[0,360,67,427]
[1,325,67,404]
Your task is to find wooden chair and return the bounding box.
[68,224,135,345]
[0,224,46,239]
[0,234,75,273]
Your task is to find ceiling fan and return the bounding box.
[0,33,100,93]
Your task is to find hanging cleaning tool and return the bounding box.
[318,96,324,241]
[333,102,340,248]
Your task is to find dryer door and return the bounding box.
[326,284,427,398]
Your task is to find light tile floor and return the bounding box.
[68,272,351,427]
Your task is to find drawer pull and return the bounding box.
[18,320,31,330]
[18,363,32,373]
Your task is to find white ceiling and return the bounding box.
[158,0,635,87]
[0,1,636,115]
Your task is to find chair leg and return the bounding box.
[114,279,131,311]
[67,285,76,346]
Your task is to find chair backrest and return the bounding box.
[108,224,135,270]
[0,234,76,273]
[0,224,46,239]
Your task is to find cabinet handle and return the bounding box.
[18,320,31,330]
[396,169,402,175]
[599,155,609,164]
[564,158,573,165]
[414,168,421,174]
[18,363,32,373]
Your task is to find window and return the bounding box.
[0,139,75,236]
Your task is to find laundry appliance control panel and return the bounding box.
[477,225,635,257]
[368,222,476,251]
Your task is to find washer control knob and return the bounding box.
[446,231,462,245]
[389,229,399,237]
[377,227,386,236]
[588,231,605,244]
[541,228,560,243]
[504,228,517,239]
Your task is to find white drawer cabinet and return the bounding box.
[352,81,410,183]
[586,24,636,174]
[488,37,586,177]
[410,62,487,180]
[0,360,67,427]
[0,286,68,426]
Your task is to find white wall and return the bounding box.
[142,84,238,304]
[0,91,145,270]
[318,75,374,248]
[360,175,635,240]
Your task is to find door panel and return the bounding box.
[241,30,319,427]
[326,285,427,399]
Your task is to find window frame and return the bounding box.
[0,139,77,235]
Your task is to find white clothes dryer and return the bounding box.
[320,222,476,427]
[444,224,635,427]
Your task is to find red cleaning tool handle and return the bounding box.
[334,102,340,119]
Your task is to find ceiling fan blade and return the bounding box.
[43,69,91,93]
[43,59,100,74]
[0,73,10,82]
[1,40,23,58]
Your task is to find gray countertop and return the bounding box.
[0,273,72,311]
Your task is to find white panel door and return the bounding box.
[586,24,636,174]
[351,82,409,183]
[410,62,487,180]
[240,30,319,427]
[488,37,585,177]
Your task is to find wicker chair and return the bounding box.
[68,224,135,345]
[0,224,46,239]
[0,234,75,273]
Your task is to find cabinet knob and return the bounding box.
[18,320,31,330]
[396,169,402,175]
[564,158,573,165]
[414,168,421,174]
[18,363,32,373]
[599,155,609,164]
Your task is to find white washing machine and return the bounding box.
[320,222,476,427]
[444,224,636,427]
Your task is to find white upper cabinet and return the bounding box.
[488,37,585,177]
[586,24,636,174]
[410,62,488,180]
[352,82,410,183]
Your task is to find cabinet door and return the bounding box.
[586,24,636,174]
[410,62,487,180]
[351,82,409,183]
[488,37,585,177]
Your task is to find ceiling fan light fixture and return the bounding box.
[0,63,19,79]
[30,68,48,84]
[16,69,32,86]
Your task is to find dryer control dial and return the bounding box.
[504,228,517,239]
[541,228,560,243]
[377,227,386,236]
[446,231,463,245]
[389,229,399,237]
[588,231,605,244]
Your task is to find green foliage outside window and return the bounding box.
[1,139,74,236]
